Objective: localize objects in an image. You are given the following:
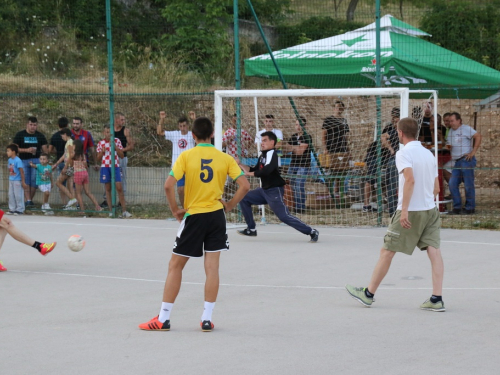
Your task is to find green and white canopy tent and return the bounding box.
[245,15,500,99]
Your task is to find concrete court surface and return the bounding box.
[0,215,499,375]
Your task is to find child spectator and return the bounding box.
[54,128,77,209]
[6,144,26,215]
[363,133,391,213]
[73,140,102,213]
[29,153,53,214]
[97,125,132,218]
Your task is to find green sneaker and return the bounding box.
[345,284,373,307]
[420,298,446,312]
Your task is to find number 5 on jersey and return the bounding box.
[200,159,213,183]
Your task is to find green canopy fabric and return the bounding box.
[244,15,500,99]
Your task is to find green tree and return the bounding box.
[421,1,500,70]
[160,0,232,75]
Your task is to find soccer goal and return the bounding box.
[214,88,421,227]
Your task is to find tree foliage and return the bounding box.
[159,0,232,75]
[421,0,500,70]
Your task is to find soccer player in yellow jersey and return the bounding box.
[139,117,250,332]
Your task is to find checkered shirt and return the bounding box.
[97,138,123,167]
[223,128,252,157]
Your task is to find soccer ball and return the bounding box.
[68,235,85,252]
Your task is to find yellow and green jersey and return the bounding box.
[170,143,243,216]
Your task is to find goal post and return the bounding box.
[214,88,418,228]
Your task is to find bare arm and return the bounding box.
[157,111,166,136]
[400,167,415,229]
[41,144,49,154]
[123,128,134,152]
[19,168,27,189]
[433,176,440,198]
[281,142,308,155]
[466,132,482,161]
[222,176,250,212]
[88,146,99,171]
[116,148,125,159]
[165,175,186,222]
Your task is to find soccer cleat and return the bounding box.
[237,228,257,237]
[66,198,78,208]
[40,242,56,256]
[201,320,214,332]
[309,229,319,243]
[122,211,132,218]
[420,299,446,312]
[345,284,374,307]
[138,316,170,331]
[0,261,7,272]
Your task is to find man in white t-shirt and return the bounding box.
[346,117,445,312]
[255,114,283,144]
[445,112,482,215]
[157,112,195,206]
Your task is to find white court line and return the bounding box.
[15,220,500,246]
[8,270,500,290]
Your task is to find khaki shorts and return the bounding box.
[383,208,441,255]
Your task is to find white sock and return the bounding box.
[158,302,174,323]
[201,301,215,321]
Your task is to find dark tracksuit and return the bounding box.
[239,148,313,235]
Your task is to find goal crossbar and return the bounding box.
[214,88,410,151]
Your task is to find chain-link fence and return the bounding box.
[0,0,498,228]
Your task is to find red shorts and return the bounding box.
[74,171,89,185]
[0,209,4,221]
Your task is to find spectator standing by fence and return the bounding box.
[12,116,48,206]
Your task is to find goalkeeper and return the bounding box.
[235,131,319,242]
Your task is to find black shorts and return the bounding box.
[173,209,228,258]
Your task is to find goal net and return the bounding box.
[213,88,441,227]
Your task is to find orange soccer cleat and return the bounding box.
[0,261,7,272]
[40,242,56,256]
[138,316,170,331]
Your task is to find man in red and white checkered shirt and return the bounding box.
[222,115,253,158]
[96,125,131,217]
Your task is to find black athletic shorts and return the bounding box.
[173,209,228,258]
